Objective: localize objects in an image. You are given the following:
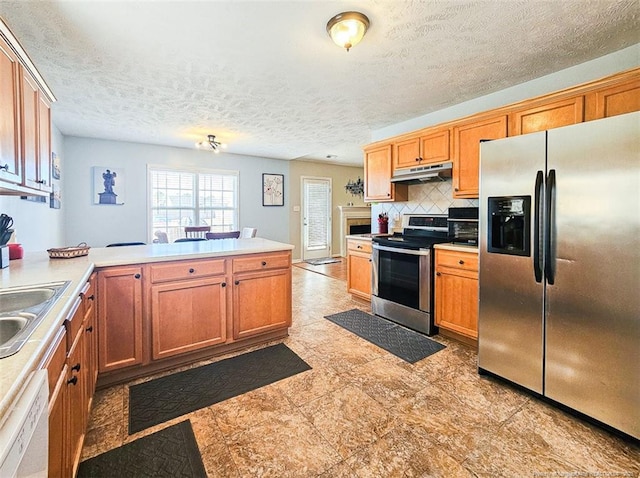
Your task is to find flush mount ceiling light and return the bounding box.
[326,11,370,52]
[196,134,227,153]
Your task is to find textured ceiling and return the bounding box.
[0,1,638,165]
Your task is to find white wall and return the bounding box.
[63,137,290,247]
[0,124,65,252]
[372,44,640,141]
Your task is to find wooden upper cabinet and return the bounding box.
[0,36,21,184]
[0,18,55,195]
[452,115,507,198]
[364,143,408,202]
[510,96,584,136]
[585,77,640,120]
[393,128,450,170]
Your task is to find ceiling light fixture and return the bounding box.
[196,134,227,153]
[326,11,370,52]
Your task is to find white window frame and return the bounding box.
[147,164,239,243]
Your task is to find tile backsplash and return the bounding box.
[371,179,478,232]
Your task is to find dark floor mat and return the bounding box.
[128,344,311,434]
[325,308,446,363]
[78,420,206,478]
[305,257,342,265]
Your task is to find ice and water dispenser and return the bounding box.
[487,196,531,256]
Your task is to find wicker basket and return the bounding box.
[47,242,90,259]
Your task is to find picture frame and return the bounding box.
[52,152,61,180]
[262,173,284,206]
[50,183,61,209]
[93,167,125,205]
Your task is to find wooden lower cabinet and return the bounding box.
[435,249,479,340]
[97,265,144,372]
[233,268,291,340]
[150,276,227,360]
[66,324,87,478]
[346,238,372,300]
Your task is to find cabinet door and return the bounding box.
[232,268,291,340]
[66,328,86,478]
[150,277,227,360]
[510,96,584,135]
[0,36,21,184]
[364,144,407,202]
[347,251,371,300]
[586,78,640,120]
[98,266,144,372]
[420,128,450,165]
[37,94,52,192]
[453,115,507,198]
[435,268,478,339]
[393,136,421,170]
[48,363,68,478]
[21,68,40,190]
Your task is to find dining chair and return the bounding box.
[240,227,257,238]
[205,231,241,240]
[184,226,211,238]
[153,231,169,243]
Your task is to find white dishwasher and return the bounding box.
[0,370,48,477]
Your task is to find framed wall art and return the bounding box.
[262,173,284,206]
[93,167,125,205]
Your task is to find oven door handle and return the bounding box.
[372,244,432,256]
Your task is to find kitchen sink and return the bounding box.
[0,281,70,359]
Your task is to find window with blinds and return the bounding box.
[149,168,238,243]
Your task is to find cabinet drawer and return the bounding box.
[436,249,478,272]
[347,240,372,254]
[64,297,83,352]
[150,258,226,283]
[40,326,66,397]
[233,252,291,273]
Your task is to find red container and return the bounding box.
[8,243,23,260]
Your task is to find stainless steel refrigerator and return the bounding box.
[478,112,639,439]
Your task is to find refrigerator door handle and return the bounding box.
[545,169,557,285]
[534,170,544,283]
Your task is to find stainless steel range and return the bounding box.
[371,214,449,336]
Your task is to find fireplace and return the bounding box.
[338,206,372,256]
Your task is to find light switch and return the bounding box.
[293,206,300,212]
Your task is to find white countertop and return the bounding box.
[434,243,479,253]
[0,238,294,424]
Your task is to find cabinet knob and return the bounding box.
[189,268,195,273]
[357,245,362,249]
[67,376,78,386]
[459,260,465,265]
[221,282,226,288]
[454,188,459,192]
[85,326,93,333]
[436,272,441,276]
[0,164,8,172]
[415,157,420,162]
[36,179,46,184]
[261,261,267,266]
[71,363,81,372]
[87,294,95,301]
[387,193,391,197]
[235,280,240,285]
[134,273,141,279]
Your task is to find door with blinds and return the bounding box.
[302,177,331,260]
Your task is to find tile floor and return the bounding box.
[81,267,640,477]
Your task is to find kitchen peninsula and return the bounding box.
[0,238,293,475]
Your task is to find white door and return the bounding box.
[302,177,331,260]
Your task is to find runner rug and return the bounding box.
[128,344,311,434]
[78,421,206,478]
[325,308,446,363]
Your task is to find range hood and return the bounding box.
[390,161,452,184]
